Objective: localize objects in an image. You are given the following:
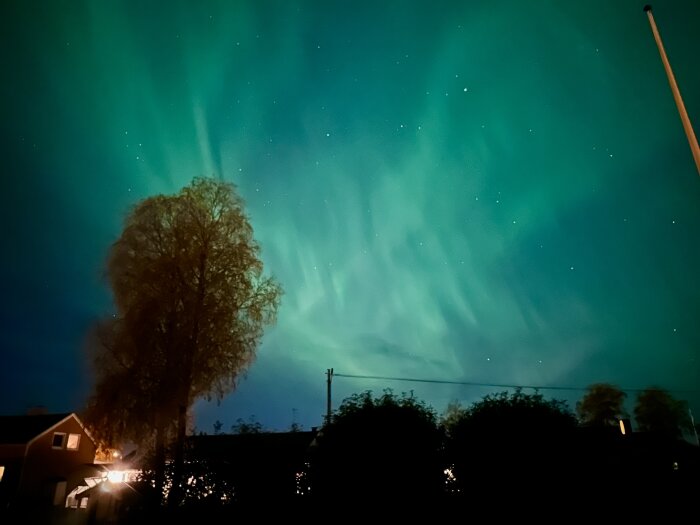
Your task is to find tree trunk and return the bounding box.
[168,404,188,507]
[168,247,206,507]
[153,416,166,507]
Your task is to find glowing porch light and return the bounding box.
[106,470,126,483]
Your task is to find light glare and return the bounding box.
[106,470,126,483]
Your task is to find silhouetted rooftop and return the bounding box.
[0,413,72,444]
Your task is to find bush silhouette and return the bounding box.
[309,390,444,507]
[448,390,577,498]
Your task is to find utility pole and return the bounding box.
[643,5,700,175]
[326,368,334,425]
[690,408,700,446]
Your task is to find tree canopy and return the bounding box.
[634,387,691,438]
[576,383,627,428]
[84,177,282,501]
[447,390,577,497]
[230,415,264,435]
[309,390,444,507]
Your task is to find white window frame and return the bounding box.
[52,432,67,449]
[66,433,81,451]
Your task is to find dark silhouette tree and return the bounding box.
[448,390,577,499]
[634,387,691,438]
[309,390,444,508]
[83,319,177,493]
[84,177,282,505]
[230,415,264,434]
[577,383,627,427]
[440,399,465,435]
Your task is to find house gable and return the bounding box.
[25,413,95,452]
[0,413,98,509]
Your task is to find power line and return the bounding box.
[332,372,697,395]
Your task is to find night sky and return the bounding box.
[2,0,699,433]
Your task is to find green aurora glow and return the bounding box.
[1,0,699,429]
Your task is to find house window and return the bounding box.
[80,497,88,509]
[66,434,81,450]
[52,433,67,449]
[0,466,5,482]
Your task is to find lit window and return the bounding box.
[80,497,88,509]
[67,434,80,450]
[0,466,5,482]
[52,433,66,449]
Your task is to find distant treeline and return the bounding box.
[117,386,698,520]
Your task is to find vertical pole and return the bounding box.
[644,5,700,175]
[326,368,334,425]
[690,409,700,446]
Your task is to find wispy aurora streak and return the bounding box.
[1,0,699,428]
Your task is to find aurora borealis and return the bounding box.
[1,0,699,431]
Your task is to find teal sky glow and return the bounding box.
[1,0,699,431]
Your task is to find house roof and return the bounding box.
[0,413,72,445]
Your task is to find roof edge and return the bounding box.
[25,413,94,449]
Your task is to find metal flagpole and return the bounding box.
[644,5,700,176]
